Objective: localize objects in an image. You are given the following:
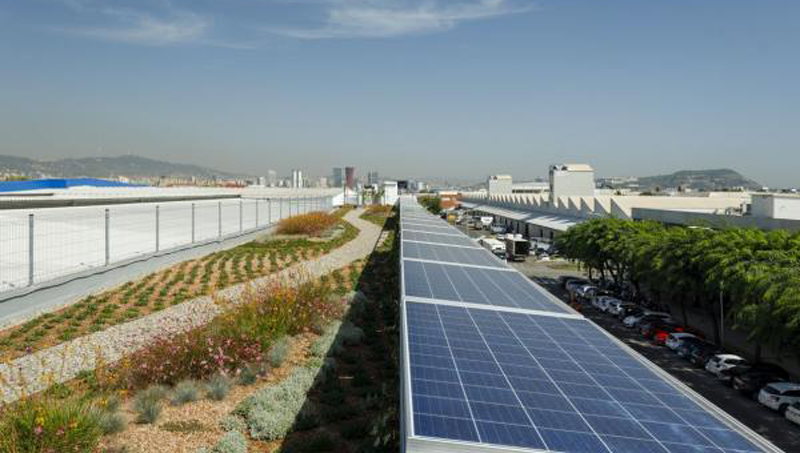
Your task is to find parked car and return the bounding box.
[689,343,724,368]
[705,354,748,378]
[593,296,619,312]
[616,305,643,321]
[758,382,800,413]
[606,300,631,317]
[560,276,588,289]
[724,363,789,389]
[732,366,790,397]
[675,337,711,358]
[623,311,671,328]
[666,333,697,351]
[786,402,800,427]
[490,224,507,234]
[640,319,677,338]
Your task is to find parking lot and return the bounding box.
[453,220,800,452]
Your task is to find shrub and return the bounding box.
[237,363,264,386]
[170,380,201,406]
[219,415,246,433]
[97,410,126,435]
[339,322,364,345]
[280,432,337,453]
[236,364,321,441]
[206,374,232,401]
[133,386,166,424]
[294,402,320,431]
[210,430,248,453]
[276,212,338,236]
[339,418,370,440]
[116,276,341,389]
[0,398,103,453]
[268,336,292,368]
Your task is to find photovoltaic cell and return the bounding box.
[401,221,459,234]
[403,260,569,314]
[403,241,505,268]
[405,302,764,453]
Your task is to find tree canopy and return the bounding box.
[555,219,800,358]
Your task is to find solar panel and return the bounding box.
[403,241,506,269]
[401,221,459,234]
[403,230,480,248]
[403,260,569,314]
[405,301,766,453]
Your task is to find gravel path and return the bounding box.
[0,209,382,404]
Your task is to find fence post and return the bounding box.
[191,203,196,243]
[255,199,259,227]
[280,198,283,219]
[155,205,160,252]
[239,199,243,233]
[105,208,110,266]
[218,201,222,239]
[28,213,34,287]
[268,198,272,224]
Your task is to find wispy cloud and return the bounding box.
[52,0,251,47]
[271,0,534,39]
[66,8,210,46]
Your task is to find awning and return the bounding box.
[471,204,582,232]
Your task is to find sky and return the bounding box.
[0,0,798,186]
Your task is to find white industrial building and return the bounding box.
[462,163,800,240]
[549,163,595,199]
[487,174,513,196]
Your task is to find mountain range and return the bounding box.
[600,169,762,192]
[0,155,244,179]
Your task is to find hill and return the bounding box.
[0,155,244,179]
[635,169,761,192]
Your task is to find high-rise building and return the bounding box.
[332,167,343,188]
[257,176,266,186]
[345,167,355,189]
[291,169,304,189]
[368,171,379,185]
[267,170,278,187]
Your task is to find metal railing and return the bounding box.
[0,196,334,295]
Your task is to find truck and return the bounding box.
[478,236,506,258]
[479,216,494,230]
[505,234,531,262]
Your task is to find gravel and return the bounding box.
[0,209,382,404]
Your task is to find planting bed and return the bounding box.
[0,207,399,453]
[0,209,358,362]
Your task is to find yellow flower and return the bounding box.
[35,415,45,426]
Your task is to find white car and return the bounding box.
[623,311,670,328]
[665,333,697,350]
[785,402,800,426]
[705,354,748,377]
[593,296,619,312]
[758,382,800,413]
[604,299,626,315]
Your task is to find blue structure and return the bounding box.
[0,178,142,193]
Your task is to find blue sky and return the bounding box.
[0,0,798,186]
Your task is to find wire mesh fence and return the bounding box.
[0,195,333,294]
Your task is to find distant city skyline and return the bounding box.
[1,1,798,187]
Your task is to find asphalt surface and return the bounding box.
[453,221,800,452]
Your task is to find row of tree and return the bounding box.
[555,218,800,361]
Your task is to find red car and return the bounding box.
[654,325,704,345]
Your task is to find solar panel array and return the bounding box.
[398,197,780,453]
